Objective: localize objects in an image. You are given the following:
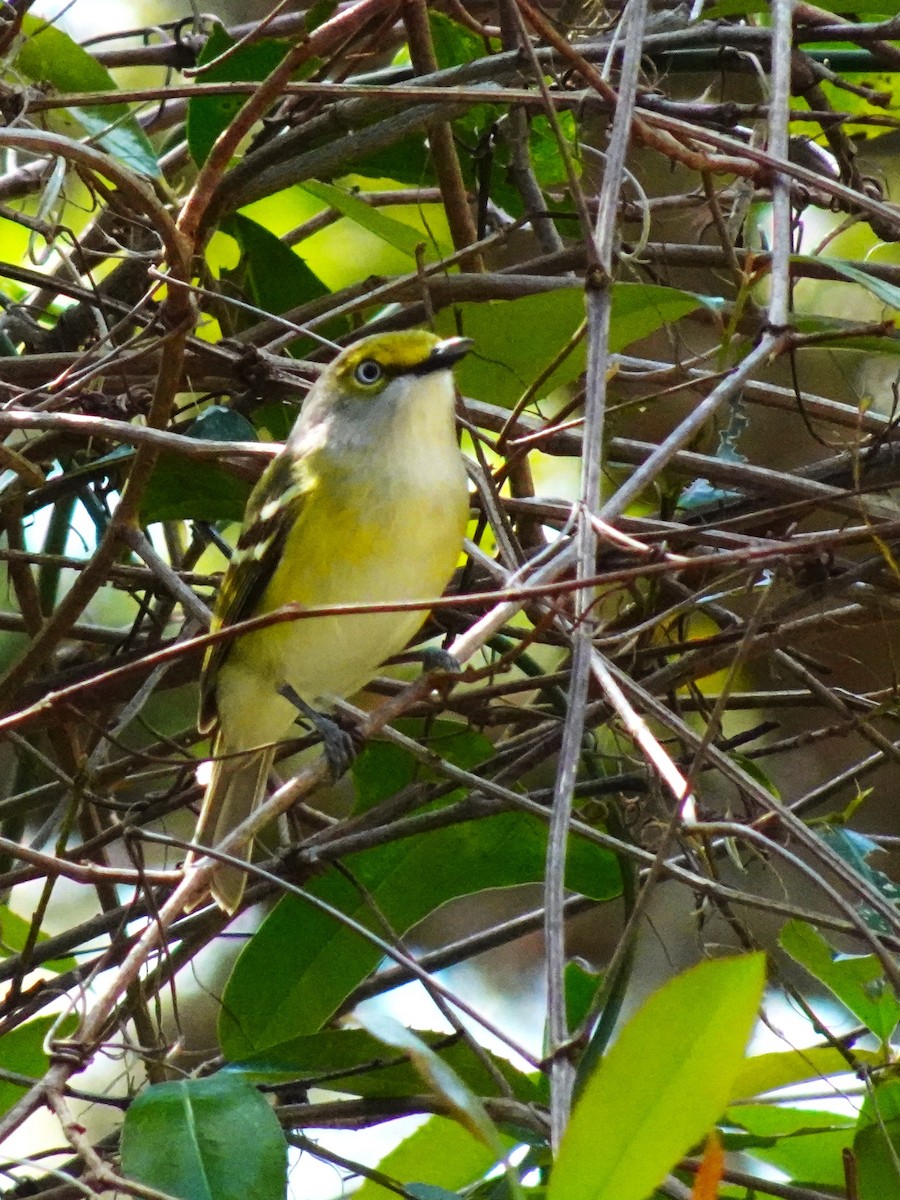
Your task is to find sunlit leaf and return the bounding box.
[732,1045,882,1100]
[547,954,765,1200]
[731,1104,855,1189]
[804,257,900,312]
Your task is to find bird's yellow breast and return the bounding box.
[215,376,468,751]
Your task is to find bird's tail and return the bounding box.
[187,736,276,914]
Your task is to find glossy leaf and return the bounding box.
[120,1075,287,1200]
[220,808,621,1058]
[779,919,900,1044]
[547,954,766,1200]
[16,16,159,176]
[189,405,258,444]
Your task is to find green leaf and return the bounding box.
[818,827,900,934]
[218,213,330,322]
[437,284,713,407]
[792,313,900,355]
[220,809,621,1058]
[347,137,433,188]
[189,405,257,443]
[16,16,159,176]
[802,256,900,312]
[302,180,424,256]
[229,1026,540,1102]
[732,1045,882,1100]
[352,739,419,813]
[529,112,580,189]
[547,954,766,1200]
[186,27,292,167]
[354,1011,499,1147]
[0,1015,76,1118]
[352,720,495,813]
[428,12,488,69]
[855,1078,900,1199]
[354,1116,505,1200]
[779,919,900,1044]
[140,406,257,524]
[707,0,893,14]
[407,1188,462,1200]
[0,905,76,973]
[120,1075,287,1200]
[252,402,297,442]
[731,1104,855,1188]
[565,959,602,1032]
[307,0,339,31]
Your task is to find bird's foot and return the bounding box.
[278,684,360,779]
[420,646,462,676]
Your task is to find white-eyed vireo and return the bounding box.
[191,330,472,911]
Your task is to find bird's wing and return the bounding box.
[198,451,311,732]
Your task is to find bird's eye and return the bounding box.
[354,359,384,386]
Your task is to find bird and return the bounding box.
[189,329,472,912]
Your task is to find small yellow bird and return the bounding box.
[191,330,472,912]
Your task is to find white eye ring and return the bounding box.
[354,359,384,386]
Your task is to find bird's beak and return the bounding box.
[425,337,474,371]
